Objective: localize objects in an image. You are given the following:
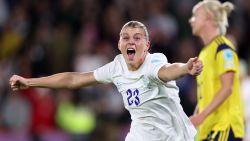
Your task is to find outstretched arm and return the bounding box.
[9,72,99,91]
[158,57,203,82]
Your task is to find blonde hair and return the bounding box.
[120,21,149,41]
[195,0,234,35]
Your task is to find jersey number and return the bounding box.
[126,89,140,106]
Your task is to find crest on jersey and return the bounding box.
[223,49,234,68]
[223,49,233,61]
[151,59,161,64]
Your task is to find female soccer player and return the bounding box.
[189,0,245,140]
[10,21,203,141]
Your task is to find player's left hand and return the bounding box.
[186,57,203,76]
[189,113,205,127]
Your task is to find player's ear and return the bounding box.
[146,41,150,52]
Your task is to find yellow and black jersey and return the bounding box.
[196,35,244,140]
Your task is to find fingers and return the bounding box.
[191,57,198,62]
[12,87,19,91]
[193,66,203,75]
[194,61,203,71]
[187,57,203,76]
[188,57,199,67]
[191,59,203,76]
[9,75,17,84]
[9,75,16,86]
[193,59,203,69]
[11,83,20,91]
[10,82,20,91]
[9,75,22,91]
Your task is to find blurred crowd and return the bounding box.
[0,0,249,141]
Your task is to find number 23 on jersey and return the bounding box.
[126,89,140,106]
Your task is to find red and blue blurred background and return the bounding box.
[0,0,250,141]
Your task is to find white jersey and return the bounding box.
[94,53,196,141]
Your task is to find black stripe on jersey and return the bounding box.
[215,43,235,59]
[216,43,234,54]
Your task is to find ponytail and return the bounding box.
[202,0,235,35]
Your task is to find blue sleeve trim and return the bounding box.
[215,43,235,59]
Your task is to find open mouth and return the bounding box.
[127,48,136,60]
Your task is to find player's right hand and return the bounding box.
[9,75,29,91]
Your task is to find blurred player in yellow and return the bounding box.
[189,0,245,140]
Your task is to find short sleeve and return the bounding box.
[94,61,114,84]
[216,48,238,75]
[149,53,168,83]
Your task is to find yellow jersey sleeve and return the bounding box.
[215,44,237,75]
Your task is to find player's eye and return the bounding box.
[134,36,141,41]
[122,36,129,40]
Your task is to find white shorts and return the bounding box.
[125,122,195,141]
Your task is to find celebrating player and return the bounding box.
[10,21,203,141]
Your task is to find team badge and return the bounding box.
[223,49,233,61]
[223,49,234,68]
